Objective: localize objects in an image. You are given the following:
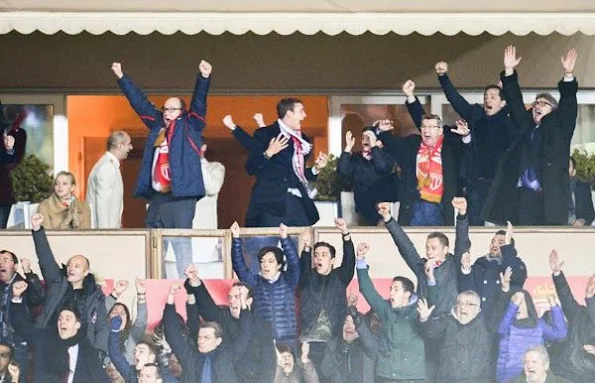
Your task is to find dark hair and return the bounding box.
[0,250,18,264]
[391,276,415,294]
[60,306,82,323]
[136,340,158,357]
[199,321,223,339]
[109,303,132,352]
[141,363,162,378]
[494,229,515,246]
[257,246,285,269]
[231,281,253,299]
[276,98,302,119]
[313,242,336,259]
[0,342,14,359]
[427,232,449,247]
[484,84,504,100]
[421,114,442,126]
[535,93,558,110]
[276,343,294,357]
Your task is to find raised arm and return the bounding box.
[20,258,45,307]
[356,244,389,315]
[337,131,356,177]
[550,250,582,321]
[112,62,161,128]
[298,233,313,289]
[378,203,423,274]
[163,284,195,368]
[452,197,471,257]
[500,46,533,130]
[541,296,568,341]
[436,62,474,120]
[189,60,212,117]
[222,115,257,152]
[280,224,301,290]
[130,279,148,343]
[557,49,579,140]
[334,218,355,285]
[230,222,260,287]
[30,214,62,283]
[349,306,378,359]
[486,268,513,334]
[108,316,136,382]
[10,282,43,345]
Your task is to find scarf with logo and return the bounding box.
[153,126,173,192]
[278,120,317,199]
[416,135,444,203]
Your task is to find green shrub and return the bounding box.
[9,154,53,203]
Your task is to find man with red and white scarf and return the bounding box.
[245,97,329,227]
[377,80,465,226]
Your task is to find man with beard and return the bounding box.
[319,306,378,383]
[417,267,512,383]
[483,46,579,225]
[355,242,423,382]
[86,131,133,229]
[11,281,108,382]
[298,218,355,370]
[0,253,44,382]
[376,80,464,226]
[183,264,276,382]
[337,128,396,226]
[435,61,516,226]
[454,197,527,316]
[548,250,595,382]
[30,213,109,353]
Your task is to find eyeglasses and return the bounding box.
[161,107,184,113]
[532,100,553,108]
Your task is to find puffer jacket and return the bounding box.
[550,272,595,383]
[497,290,567,383]
[231,236,299,343]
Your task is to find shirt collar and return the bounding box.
[106,151,121,169]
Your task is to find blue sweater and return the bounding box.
[231,237,300,343]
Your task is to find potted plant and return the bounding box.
[312,154,341,226]
[8,154,53,227]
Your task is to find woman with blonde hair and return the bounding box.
[37,171,91,229]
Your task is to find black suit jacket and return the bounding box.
[573,180,595,225]
[245,122,319,226]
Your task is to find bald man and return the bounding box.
[29,213,109,354]
[86,131,133,228]
[111,61,212,276]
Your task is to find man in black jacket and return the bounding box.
[163,283,252,383]
[0,251,44,382]
[453,197,527,316]
[11,281,109,383]
[434,61,517,226]
[298,218,355,372]
[337,128,396,226]
[483,46,579,226]
[377,80,464,226]
[245,97,329,227]
[568,157,595,227]
[320,306,378,383]
[183,264,276,383]
[548,250,595,382]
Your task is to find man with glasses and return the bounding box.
[483,46,579,225]
[376,80,464,226]
[111,60,212,276]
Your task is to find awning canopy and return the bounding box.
[2,0,595,36]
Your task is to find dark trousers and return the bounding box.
[411,200,444,226]
[146,192,198,277]
[13,342,27,383]
[517,187,545,225]
[260,194,311,227]
[466,179,491,226]
[0,204,11,229]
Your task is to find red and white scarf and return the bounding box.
[278,120,317,199]
[416,135,444,203]
[152,126,173,192]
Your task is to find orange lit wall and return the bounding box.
[67,95,329,198]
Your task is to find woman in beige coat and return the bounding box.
[37,171,91,229]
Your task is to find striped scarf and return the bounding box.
[416,135,444,203]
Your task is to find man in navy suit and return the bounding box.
[245,98,328,227]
